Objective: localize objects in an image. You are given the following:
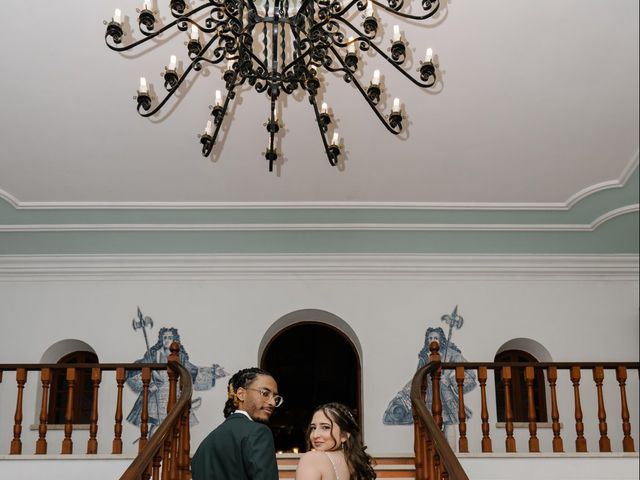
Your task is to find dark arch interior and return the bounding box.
[261,322,360,452]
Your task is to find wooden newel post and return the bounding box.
[165,341,180,480]
[429,341,443,430]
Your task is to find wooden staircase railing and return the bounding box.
[119,341,192,480]
[411,341,469,480]
[410,340,639,479]
[0,341,192,479]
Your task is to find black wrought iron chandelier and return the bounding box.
[105,0,440,171]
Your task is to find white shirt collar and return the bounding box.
[233,409,253,421]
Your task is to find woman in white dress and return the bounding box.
[296,403,376,480]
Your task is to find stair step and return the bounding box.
[277,455,415,479]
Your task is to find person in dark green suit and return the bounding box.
[192,367,282,480]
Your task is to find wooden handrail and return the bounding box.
[120,353,193,480]
[411,357,469,480]
[0,363,166,370]
[438,361,640,369]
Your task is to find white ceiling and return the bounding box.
[0,0,637,207]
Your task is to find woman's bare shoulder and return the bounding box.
[296,450,332,480]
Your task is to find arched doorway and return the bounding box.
[261,319,361,452]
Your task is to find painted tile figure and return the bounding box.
[126,327,227,435]
[383,326,477,432]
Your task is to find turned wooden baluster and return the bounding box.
[112,367,125,454]
[139,367,151,451]
[525,366,540,452]
[413,371,429,480]
[140,367,152,480]
[10,368,27,454]
[87,367,101,454]
[152,448,162,480]
[36,368,51,454]
[502,366,516,452]
[591,366,611,452]
[61,367,76,454]
[413,421,425,479]
[616,366,635,452]
[433,452,441,480]
[478,366,492,452]
[547,366,564,452]
[179,401,191,480]
[570,366,587,452]
[429,341,443,430]
[455,366,468,453]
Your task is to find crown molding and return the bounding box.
[1,205,636,233]
[0,254,637,281]
[1,155,637,212]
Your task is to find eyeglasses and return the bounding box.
[246,387,284,407]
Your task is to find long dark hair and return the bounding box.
[305,402,376,480]
[223,367,273,418]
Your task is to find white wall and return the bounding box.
[0,255,637,456]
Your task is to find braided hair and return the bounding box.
[223,367,273,418]
[305,402,376,480]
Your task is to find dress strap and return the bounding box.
[324,451,341,480]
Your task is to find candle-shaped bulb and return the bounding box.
[372,69,380,86]
[321,102,328,114]
[392,97,401,113]
[114,8,122,24]
[190,25,199,41]
[204,120,213,136]
[143,1,151,11]
[393,25,401,42]
[168,55,177,71]
[331,131,339,146]
[215,90,222,106]
[365,1,373,17]
[139,77,148,94]
[347,37,356,54]
[425,47,433,63]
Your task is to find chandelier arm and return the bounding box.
[363,0,441,20]
[202,80,239,157]
[136,35,220,118]
[309,96,338,166]
[170,0,226,19]
[105,5,222,52]
[327,45,401,135]
[332,17,436,88]
[333,0,368,17]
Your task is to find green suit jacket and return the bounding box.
[191,413,279,480]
